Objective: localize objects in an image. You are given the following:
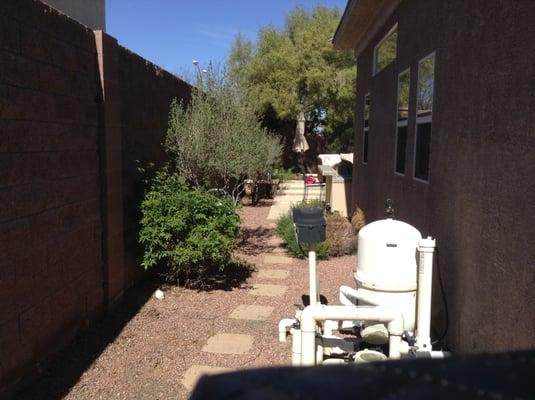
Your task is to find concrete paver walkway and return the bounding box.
[267,179,322,221]
[178,180,332,394]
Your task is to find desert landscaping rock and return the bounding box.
[201,333,254,355]
[257,269,289,280]
[250,283,287,297]
[229,305,274,321]
[182,365,230,390]
[16,198,355,400]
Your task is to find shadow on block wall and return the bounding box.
[13,281,155,400]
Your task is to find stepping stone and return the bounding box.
[263,255,293,265]
[257,269,289,279]
[202,333,253,355]
[267,236,284,246]
[272,248,286,255]
[230,305,274,321]
[250,283,287,297]
[182,365,230,390]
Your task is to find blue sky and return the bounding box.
[106,0,347,77]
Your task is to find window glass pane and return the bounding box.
[417,54,435,116]
[395,126,407,174]
[414,122,431,180]
[397,70,410,122]
[374,28,397,74]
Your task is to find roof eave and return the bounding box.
[333,0,402,55]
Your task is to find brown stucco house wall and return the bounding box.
[334,0,535,353]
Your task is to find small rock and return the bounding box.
[154,289,165,300]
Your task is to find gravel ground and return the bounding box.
[16,199,355,400]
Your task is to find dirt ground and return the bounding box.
[16,200,355,400]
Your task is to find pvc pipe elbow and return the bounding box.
[301,303,324,333]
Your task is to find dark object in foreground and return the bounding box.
[191,349,534,400]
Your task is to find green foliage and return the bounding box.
[276,201,329,260]
[228,6,356,151]
[270,166,295,182]
[139,170,240,276]
[165,66,282,203]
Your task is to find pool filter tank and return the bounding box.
[354,218,421,332]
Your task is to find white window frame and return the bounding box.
[413,52,436,184]
[394,68,410,176]
[373,24,398,76]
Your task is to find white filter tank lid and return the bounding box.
[356,218,421,292]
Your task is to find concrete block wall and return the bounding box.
[0,0,191,393]
[117,47,192,286]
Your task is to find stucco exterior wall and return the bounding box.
[352,0,535,353]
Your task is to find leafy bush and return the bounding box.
[276,201,329,260]
[139,170,240,278]
[165,66,282,204]
[270,166,295,182]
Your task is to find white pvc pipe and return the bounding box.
[415,237,436,351]
[308,245,318,305]
[279,319,296,342]
[323,319,338,337]
[291,328,302,366]
[300,304,404,366]
[428,350,449,358]
[339,285,380,306]
[322,358,346,365]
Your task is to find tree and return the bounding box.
[165,66,282,204]
[228,6,356,152]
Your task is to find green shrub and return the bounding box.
[276,201,329,260]
[165,66,282,204]
[271,166,295,182]
[139,170,240,278]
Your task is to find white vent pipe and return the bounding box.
[300,304,404,366]
[308,244,319,305]
[415,237,436,351]
[291,328,302,366]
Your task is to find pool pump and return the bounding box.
[279,201,449,366]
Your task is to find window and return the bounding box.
[363,93,370,164]
[373,25,397,75]
[414,53,435,181]
[395,69,410,175]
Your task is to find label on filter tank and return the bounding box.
[386,243,398,248]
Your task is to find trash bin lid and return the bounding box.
[292,208,325,227]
